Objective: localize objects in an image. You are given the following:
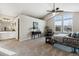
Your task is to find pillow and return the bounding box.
[68,33,72,37]
[72,33,77,38]
[68,32,79,38]
[76,33,79,38]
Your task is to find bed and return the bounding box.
[52,33,79,53]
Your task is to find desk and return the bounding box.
[31,31,41,39]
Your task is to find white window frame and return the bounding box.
[54,13,73,33]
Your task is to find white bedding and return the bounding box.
[54,34,68,37]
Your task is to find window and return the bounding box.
[54,13,73,33]
[63,13,73,32]
[54,16,62,32]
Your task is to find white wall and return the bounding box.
[14,17,19,40]
[19,15,46,41]
[73,13,79,32]
[46,18,54,31]
[44,13,60,32]
[44,12,79,32]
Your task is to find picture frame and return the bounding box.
[33,22,38,29]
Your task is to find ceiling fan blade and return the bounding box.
[47,10,56,12]
[62,11,76,13]
[47,10,53,12]
[56,10,64,12]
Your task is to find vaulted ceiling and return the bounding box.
[0,3,79,18]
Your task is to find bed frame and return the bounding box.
[52,36,79,53]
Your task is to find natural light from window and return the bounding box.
[0,47,16,55]
[54,12,73,33]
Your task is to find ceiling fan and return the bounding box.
[47,3,63,13]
